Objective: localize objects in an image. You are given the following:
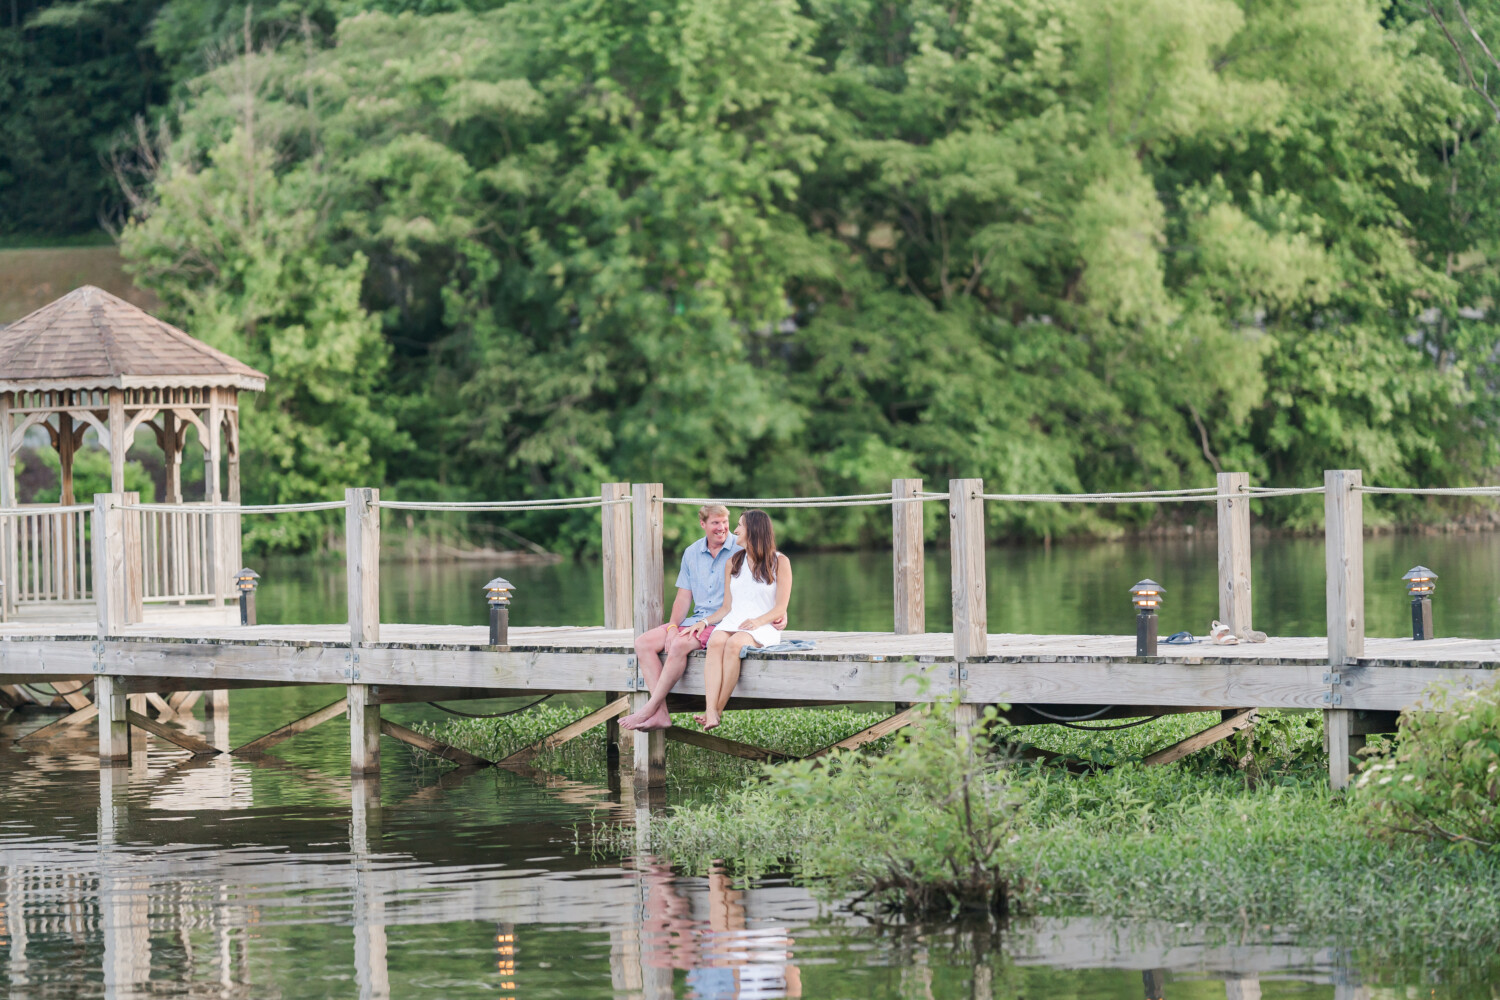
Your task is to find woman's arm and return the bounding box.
[747,554,792,629]
[689,564,736,635]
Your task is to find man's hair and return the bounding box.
[698,504,729,522]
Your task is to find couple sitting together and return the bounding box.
[619,504,793,732]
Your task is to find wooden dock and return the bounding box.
[3,472,1498,789]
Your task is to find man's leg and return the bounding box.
[635,632,701,730]
[621,625,671,729]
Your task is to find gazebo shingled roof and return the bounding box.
[0,285,265,392]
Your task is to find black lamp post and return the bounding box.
[1402,566,1437,641]
[484,576,513,646]
[1129,579,1164,656]
[234,567,259,626]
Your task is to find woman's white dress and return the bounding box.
[717,555,781,648]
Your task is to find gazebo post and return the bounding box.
[206,386,223,503]
[57,411,76,505]
[107,389,126,494]
[226,401,241,504]
[0,392,13,618]
[161,410,182,505]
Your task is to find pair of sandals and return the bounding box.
[1163,620,1269,646]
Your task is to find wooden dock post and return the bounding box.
[347,488,381,773]
[1217,471,1253,639]
[950,479,986,732]
[96,674,130,762]
[631,482,666,786]
[602,482,632,764]
[0,392,13,620]
[893,479,925,635]
[349,683,381,775]
[93,491,143,635]
[347,488,380,645]
[1324,469,1364,790]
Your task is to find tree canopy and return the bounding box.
[8,0,1500,549]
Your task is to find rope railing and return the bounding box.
[661,492,901,508]
[1358,485,1500,496]
[114,500,351,513]
[373,497,626,512]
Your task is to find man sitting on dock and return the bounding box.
[620,503,783,731]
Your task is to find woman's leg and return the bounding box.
[698,630,731,726]
[709,633,757,722]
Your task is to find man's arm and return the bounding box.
[666,588,693,631]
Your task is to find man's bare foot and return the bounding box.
[619,709,654,731]
[702,710,722,731]
[636,706,673,731]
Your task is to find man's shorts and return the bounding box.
[655,621,716,649]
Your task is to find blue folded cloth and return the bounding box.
[741,638,816,659]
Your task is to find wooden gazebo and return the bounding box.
[0,285,266,618]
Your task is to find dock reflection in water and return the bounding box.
[0,701,1476,999]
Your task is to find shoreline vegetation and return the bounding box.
[422,688,1500,971]
[10,1,1500,556]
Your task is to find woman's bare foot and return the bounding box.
[702,710,722,731]
[618,711,648,731]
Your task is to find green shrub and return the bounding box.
[656,702,1023,916]
[1356,679,1500,849]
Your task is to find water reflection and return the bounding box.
[0,722,1461,1000]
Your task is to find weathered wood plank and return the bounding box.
[349,683,380,774]
[632,482,665,786]
[14,701,99,742]
[144,691,175,718]
[663,726,793,762]
[96,674,129,761]
[231,698,348,756]
[51,678,93,711]
[950,478,984,734]
[1217,472,1252,639]
[346,487,380,646]
[1324,468,1363,791]
[892,478,925,635]
[806,706,918,758]
[126,709,219,755]
[501,695,631,765]
[380,718,492,767]
[1142,708,1257,766]
[601,483,633,630]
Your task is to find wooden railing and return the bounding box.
[4,505,92,603]
[139,505,238,603]
[2,501,238,613]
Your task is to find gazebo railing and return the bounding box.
[5,504,92,602]
[2,502,239,613]
[140,505,236,603]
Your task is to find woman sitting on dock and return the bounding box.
[688,510,792,731]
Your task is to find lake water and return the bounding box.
[5,532,1500,998]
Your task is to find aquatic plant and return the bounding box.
[1356,677,1500,850]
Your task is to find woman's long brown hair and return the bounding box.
[728,509,777,585]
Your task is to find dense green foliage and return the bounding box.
[1357,677,1500,848]
[604,706,1500,956]
[7,0,1500,549]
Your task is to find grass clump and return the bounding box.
[1356,678,1500,849]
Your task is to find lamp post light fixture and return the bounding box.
[1129,579,1164,656]
[234,567,260,626]
[484,576,513,646]
[1402,565,1437,641]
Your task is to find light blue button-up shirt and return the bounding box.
[674,535,741,625]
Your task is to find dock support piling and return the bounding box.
[1216,471,1253,640]
[346,488,380,646]
[631,483,666,786]
[949,479,986,734]
[893,478,925,636]
[96,675,130,762]
[602,482,632,764]
[1324,469,1364,790]
[349,684,381,774]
